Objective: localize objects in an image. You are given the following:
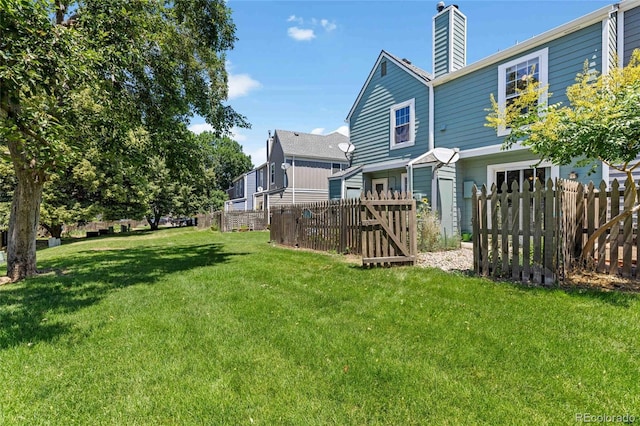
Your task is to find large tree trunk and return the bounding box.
[6,169,44,282]
[147,212,161,231]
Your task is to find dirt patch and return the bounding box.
[562,271,640,293]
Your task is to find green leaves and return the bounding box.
[487,50,640,172]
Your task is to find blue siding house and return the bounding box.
[333,0,640,238]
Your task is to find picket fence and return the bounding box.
[472,177,640,284]
[270,191,417,266]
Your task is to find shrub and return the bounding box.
[416,198,460,252]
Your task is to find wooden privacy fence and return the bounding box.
[270,192,417,266]
[561,177,640,278]
[361,191,417,266]
[208,210,268,232]
[270,199,361,255]
[472,177,640,285]
[472,178,559,284]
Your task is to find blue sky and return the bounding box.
[188,0,615,167]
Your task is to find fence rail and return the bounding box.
[270,199,361,255]
[472,178,559,284]
[206,210,268,232]
[270,192,416,266]
[472,177,640,284]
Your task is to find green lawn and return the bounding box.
[1,228,639,424]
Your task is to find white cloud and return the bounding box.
[308,126,348,136]
[230,127,248,142]
[287,15,303,25]
[228,73,261,100]
[288,26,315,41]
[286,15,336,41]
[248,146,266,167]
[334,125,349,136]
[321,19,337,32]
[188,123,213,134]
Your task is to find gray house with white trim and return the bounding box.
[256,129,350,210]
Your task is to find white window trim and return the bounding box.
[372,178,388,195]
[496,47,549,137]
[389,98,416,150]
[486,159,559,191]
[270,162,275,185]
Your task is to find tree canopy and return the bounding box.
[0,0,249,281]
[197,132,254,192]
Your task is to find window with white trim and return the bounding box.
[495,167,547,194]
[401,173,408,194]
[389,98,415,149]
[270,163,275,185]
[497,48,548,136]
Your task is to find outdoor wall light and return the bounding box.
[568,171,578,180]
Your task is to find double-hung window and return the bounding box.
[270,163,275,185]
[389,98,415,149]
[497,48,548,136]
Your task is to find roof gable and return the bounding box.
[346,50,431,121]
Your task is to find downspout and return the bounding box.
[292,156,296,204]
[426,82,436,203]
[428,82,434,151]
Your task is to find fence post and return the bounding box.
[543,178,555,284]
[511,181,520,281]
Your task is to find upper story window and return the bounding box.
[389,98,415,149]
[257,169,264,189]
[234,179,244,198]
[497,48,548,136]
[381,61,387,77]
[270,163,275,185]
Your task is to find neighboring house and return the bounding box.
[224,168,257,212]
[331,0,640,237]
[225,162,269,212]
[256,129,350,210]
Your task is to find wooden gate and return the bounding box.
[361,191,417,266]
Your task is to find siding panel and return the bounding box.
[434,23,603,152]
[625,6,640,64]
[350,58,430,167]
[434,13,450,77]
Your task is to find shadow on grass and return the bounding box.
[477,274,640,308]
[0,238,245,349]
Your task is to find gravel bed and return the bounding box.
[417,246,473,272]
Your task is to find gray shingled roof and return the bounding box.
[275,129,350,162]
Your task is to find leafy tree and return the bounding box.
[0,161,15,230]
[197,132,253,192]
[40,158,99,238]
[486,50,640,260]
[0,0,248,281]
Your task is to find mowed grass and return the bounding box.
[1,228,639,425]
